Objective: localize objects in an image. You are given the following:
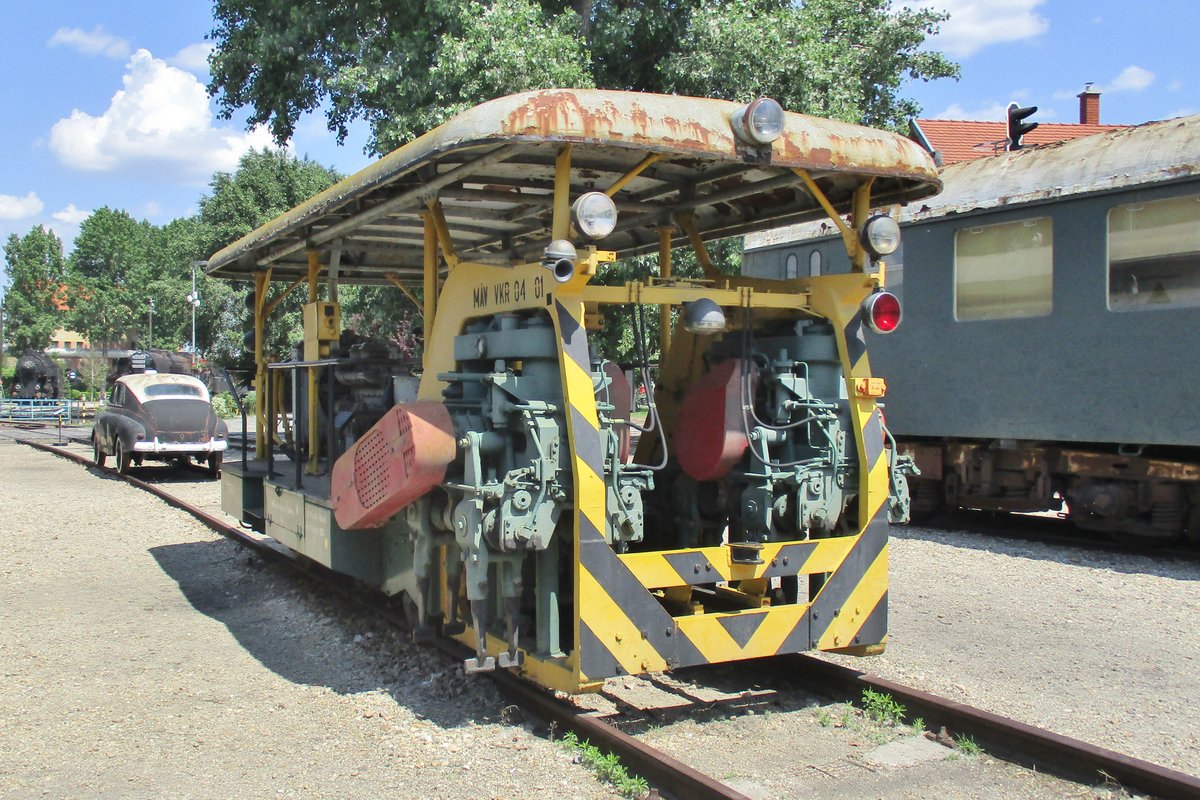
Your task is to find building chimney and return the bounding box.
[1078,82,1101,125]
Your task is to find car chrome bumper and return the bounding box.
[132,439,228,454]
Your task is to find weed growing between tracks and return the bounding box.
[861,688,907,726]
[557,731,649,799]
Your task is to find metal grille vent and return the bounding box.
[397,411,415,478]
[354,429,392,508]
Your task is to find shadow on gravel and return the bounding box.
[892,521,1200,582]
[148,538,489,729]
[595,663,830,735]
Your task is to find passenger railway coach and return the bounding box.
[208,89,941,693]
[745,114,1200,541]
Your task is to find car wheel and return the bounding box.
[115,440,132,475]
[93,435,107,468]
[207,452,223,479]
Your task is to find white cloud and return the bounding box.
[52,203,91,225]
[48,49,278,182]
[168,42,213,73]
[0,191,45,220]
[932,102,1010,121]
[1099,66,1155,94]
[900,0,1049,58]
[48,25,131,59]
[1169,80,1185,93]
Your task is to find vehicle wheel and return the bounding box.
[115,441,132,475]
[207,452,223,479]
[93,436,107,468]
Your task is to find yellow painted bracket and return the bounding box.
[426,199,459,270]
[386,273,424,317]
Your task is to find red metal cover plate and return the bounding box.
[331,402,456,529]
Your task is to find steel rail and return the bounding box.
[16,437,749,800]
[785,654,1200,800]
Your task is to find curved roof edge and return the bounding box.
[209,89,939,276]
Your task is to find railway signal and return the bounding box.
[1006,103,1039,151]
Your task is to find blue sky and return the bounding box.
[2,0,1197,300]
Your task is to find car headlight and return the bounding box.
[571,192,619,239]
[731,97,785,146]
[860,214,901,258]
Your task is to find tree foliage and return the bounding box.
[209,0,959,154]
[2,226,67,353]
[67,207,153,352]
[197,148,343,364]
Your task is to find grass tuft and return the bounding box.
[955,733,983,755]
[558,731,650,799]
[861,688,907,726]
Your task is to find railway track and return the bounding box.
[10,426,1200,799]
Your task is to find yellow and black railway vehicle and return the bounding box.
[209,90,940,693]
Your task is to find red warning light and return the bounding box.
[863,291,902,334]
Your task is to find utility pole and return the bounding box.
[187,261,205,367]
[147,297,154,349]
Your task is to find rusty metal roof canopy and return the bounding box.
[207,89,941,284]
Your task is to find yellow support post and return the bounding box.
[421,210,437,369]
[426,199,459,271]
[658,225,673,357]
[676,212,719,279]
[552,144,572,241]
[850,178,876,272]
[306,251,322,474]
[253,269,271,458]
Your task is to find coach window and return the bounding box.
[785,252,799,279]
[954,217,1053,320]
[1108,194,1200,312]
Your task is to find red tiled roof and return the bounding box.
[914,119,1128,165]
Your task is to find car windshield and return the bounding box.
[143,383,205,398]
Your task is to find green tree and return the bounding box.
[67,207,154,353]
[208,0,958,154]
[2,226,67,353]
[196,148,343,364]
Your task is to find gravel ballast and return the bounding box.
[5,429,1198,797]
[0,438,615,799]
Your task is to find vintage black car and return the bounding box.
[92,373,228,476]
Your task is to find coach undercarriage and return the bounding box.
[905,440,1200,541]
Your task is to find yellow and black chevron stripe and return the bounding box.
[553,294,890,684]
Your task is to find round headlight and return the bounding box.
[732,98,785,146]
[571,191,619,239]
[860,214,901,258]
[683,298,727,335]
